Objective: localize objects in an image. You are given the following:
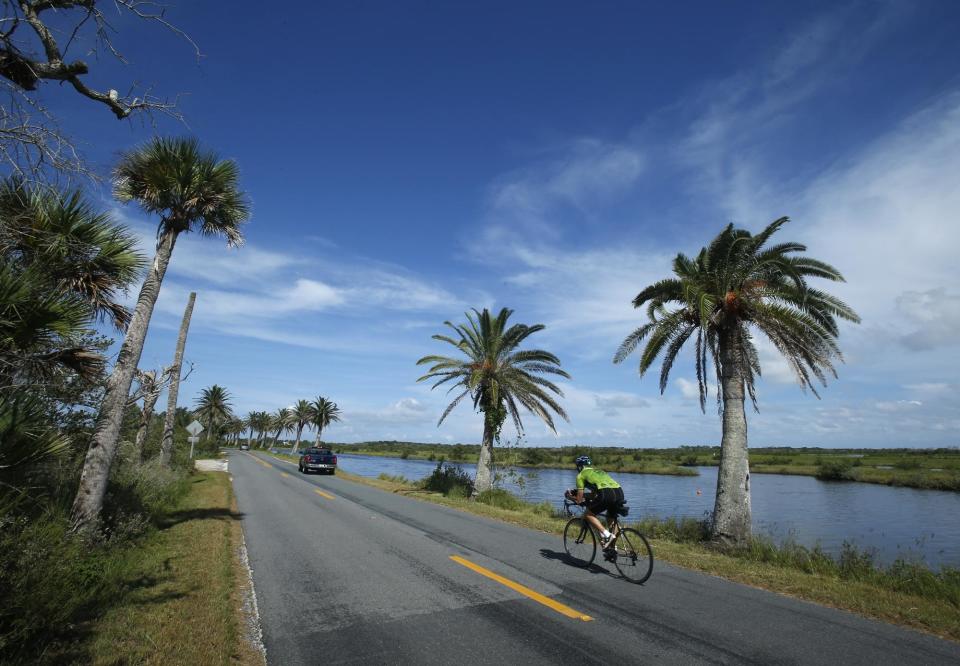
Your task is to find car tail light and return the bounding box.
[332,455,337,464]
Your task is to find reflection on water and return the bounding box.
[336,453,960,569]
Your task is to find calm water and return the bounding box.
[335,453,960,569]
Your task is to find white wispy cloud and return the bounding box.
[486,138,644,232]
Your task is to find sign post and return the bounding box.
[186,420,204,459]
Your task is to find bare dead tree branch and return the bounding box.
[126,360,192,406]
[0,0,196,179]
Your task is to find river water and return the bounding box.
[334,453,960,569]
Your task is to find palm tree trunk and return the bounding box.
[473,419,495,495]
[290,425,303,455]
[159,292,195,467]
[70,229,180,533]
[711,327,752,547]
[134,389,161,462]
[314,425,323,447]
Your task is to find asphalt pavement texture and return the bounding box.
[229,450,960,665]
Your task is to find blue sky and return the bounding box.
[47,1,960,448]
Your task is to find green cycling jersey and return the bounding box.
[575,466,621,492]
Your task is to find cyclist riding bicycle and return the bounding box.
[564,455,625,550]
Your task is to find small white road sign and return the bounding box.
[186,420,204,436]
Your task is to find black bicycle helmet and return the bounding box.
[575,455,591,468]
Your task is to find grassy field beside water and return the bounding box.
[308,441,960,490]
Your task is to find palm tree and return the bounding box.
[289,399,315,455]
[251,411,271,448]
[246,411,260,447]
[614,218,859,546]
[194,385,233,444]
[270,408,293,448]
[71,138,249,532]
[0,178,144,385]
[416,307,570,494]
[227,416,247,447]
[311,396,342,446]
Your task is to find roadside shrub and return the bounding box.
[815,459,855,481]
[884,560,960,607]
[475,488,524,511]
[0,443,191,661]
[634,516,711,543]
[734,536,837,576]
[764,456,793,466]
[894,458,922,470]
[837,540,877,580]
[0,513,123,660]
[418,462,474,497]
[377,472,411,485]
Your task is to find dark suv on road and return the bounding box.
[298,447,337,475]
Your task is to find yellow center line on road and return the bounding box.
[314,489,335,500]
[449,555,592,622]
[281,472,290,478]
[242,452,272,468]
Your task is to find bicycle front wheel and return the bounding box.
[563,517,597,567]
[612,528,653,584]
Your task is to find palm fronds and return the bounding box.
[615,217,859,411]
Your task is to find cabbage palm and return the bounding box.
[417,307,569,493]
[0,178,144,384]
[289,399,315,455]
[311,396,342,446]
[614,218,859,546]
[72,137,250,532]
[194,385,233,443]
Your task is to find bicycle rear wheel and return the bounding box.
[563,517,597,567]
[611,528,653,584]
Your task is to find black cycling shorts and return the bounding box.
[585,487,625,517]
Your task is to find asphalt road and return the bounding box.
[229,451,960,665]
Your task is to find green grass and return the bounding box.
[316,459,960,642]
[80,472,262,665]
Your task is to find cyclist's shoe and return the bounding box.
[600,533,614,549]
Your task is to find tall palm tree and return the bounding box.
[614,218,859,546]
[417,307,569,494]
[71,138,249,532]
[194,385,233,444]
[289,399,315,455]
[311,396,342,446]
[252,411,271,448]
[246,410,260,447]
[270,408,293,448]
[227,416,247,447]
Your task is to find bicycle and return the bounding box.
[562,496,654,584]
